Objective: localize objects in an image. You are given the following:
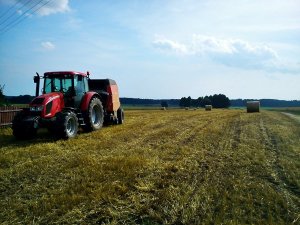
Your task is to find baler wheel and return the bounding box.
[117,107,124,124]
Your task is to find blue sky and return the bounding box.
[0,0,299,100]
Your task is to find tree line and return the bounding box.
[0,85,6,106]
[1,83,300,108]
[179,94,230,108]
[231,99,300,107]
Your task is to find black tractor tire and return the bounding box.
[84,97,104,132]
[12,111,37,139]
[56,111,79,139]
[117,107,124,125]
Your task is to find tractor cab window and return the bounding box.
[44,75,74,94]
[75,75,86,95]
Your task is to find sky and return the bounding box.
[0,0,299,100]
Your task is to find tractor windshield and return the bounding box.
[44,75,74,94]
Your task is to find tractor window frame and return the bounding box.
[75,75,86,95]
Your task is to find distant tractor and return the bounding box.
[12,71,124,139]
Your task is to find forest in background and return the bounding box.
[2,95,300,108]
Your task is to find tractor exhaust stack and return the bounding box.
[34,72,40,97]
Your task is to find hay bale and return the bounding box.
[205,105,212,111]
[185,107,189,110]
[247,101,260,113]
[161,107,166,110]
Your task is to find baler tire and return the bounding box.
[56,111,79,139]
[84,98,104,132]
[12,111,37,139]
[117,107,124,125]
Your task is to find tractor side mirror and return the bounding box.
[34,75,40,83]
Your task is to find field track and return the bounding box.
[0,109,299,224]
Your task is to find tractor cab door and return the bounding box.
[74,75,88,108]
[63,79,75,107]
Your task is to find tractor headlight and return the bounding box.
[30,106,44,111]
[36,105,44,111]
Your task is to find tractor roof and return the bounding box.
[44,71,87,77]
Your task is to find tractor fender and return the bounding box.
[80,91,100,111]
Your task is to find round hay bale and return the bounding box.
[247,101,260,113]
[205,105,212,111]
[161,107,166,110]
[185,107,189,110]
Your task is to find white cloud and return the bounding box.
[153,36,188,54]
[41,41,55,50]
[152,35,297,72]
[191,35,279,70]
[191,35,236,54]
[37,0,70,16]
[2,0,70,16]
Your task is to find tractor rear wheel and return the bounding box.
[56,111,79,139]
[117,107,124,124]
[84,97,104,132]
[12,111,37,139]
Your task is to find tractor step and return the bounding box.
[76,113,86,126]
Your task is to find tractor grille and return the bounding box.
[45,101,52,115]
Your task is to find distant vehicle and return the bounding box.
[12,71,124,139]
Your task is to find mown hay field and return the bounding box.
[0,109,299,224]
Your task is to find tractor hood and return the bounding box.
[30,92,63,106]
[29,92,64,118]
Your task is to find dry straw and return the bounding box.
[247,101,260,113]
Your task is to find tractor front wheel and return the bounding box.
[84,98,104,132]
[56,111,79,139]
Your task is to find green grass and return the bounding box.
[0,109,299,224]
[266,107,300,116]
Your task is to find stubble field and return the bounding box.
[0,109,299,224]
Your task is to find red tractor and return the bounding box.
[12,71,124,139]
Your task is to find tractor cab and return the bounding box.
[42,71,88,108]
